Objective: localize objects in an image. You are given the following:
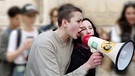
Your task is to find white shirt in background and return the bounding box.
[7,28,39,64]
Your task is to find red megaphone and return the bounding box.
[83,35,91,45]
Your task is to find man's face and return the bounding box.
[22,12,37,26]
[66,11,83,39]
[10,14,21,28]
[51,10,58,26]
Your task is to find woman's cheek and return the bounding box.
[81,32,86,37]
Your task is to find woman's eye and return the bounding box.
[82,27,86,30]
[89,28,92,29]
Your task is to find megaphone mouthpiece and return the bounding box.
[83,35,91,45]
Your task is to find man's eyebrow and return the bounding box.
[77,19,83,22]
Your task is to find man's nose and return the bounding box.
[79,23,83,31]
[80,22,83,27]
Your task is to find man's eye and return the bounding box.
[76,20,82,23]
[77,20,80,23]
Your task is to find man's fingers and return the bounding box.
[92,52,102,56]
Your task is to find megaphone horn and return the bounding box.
[83,35,135,71]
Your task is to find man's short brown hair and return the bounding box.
[58,4,82,27]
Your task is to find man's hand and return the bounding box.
[23,38,33,50]
[82,52,103,71]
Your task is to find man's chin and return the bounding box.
[73,35,79,39]
[74,37,77,39]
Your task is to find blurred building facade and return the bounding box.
[0,0,134,32]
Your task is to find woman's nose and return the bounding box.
[86,29,91,34]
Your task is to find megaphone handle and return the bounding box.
[91,48,98,52]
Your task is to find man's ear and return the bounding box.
[61,19,68,27]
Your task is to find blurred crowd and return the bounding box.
[0,1,135,76]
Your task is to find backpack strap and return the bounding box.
[16,28,21,49]
[16,29,41,49]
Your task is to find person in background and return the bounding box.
[0,28,3,32]
[24,5,103,76]
[96,27,110,41]
[0,6,21,76]
[66,18,101,76]
[7,4,40,76]
[40,7,58,31]
[101,1,135,76]
[111,1,135,43]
